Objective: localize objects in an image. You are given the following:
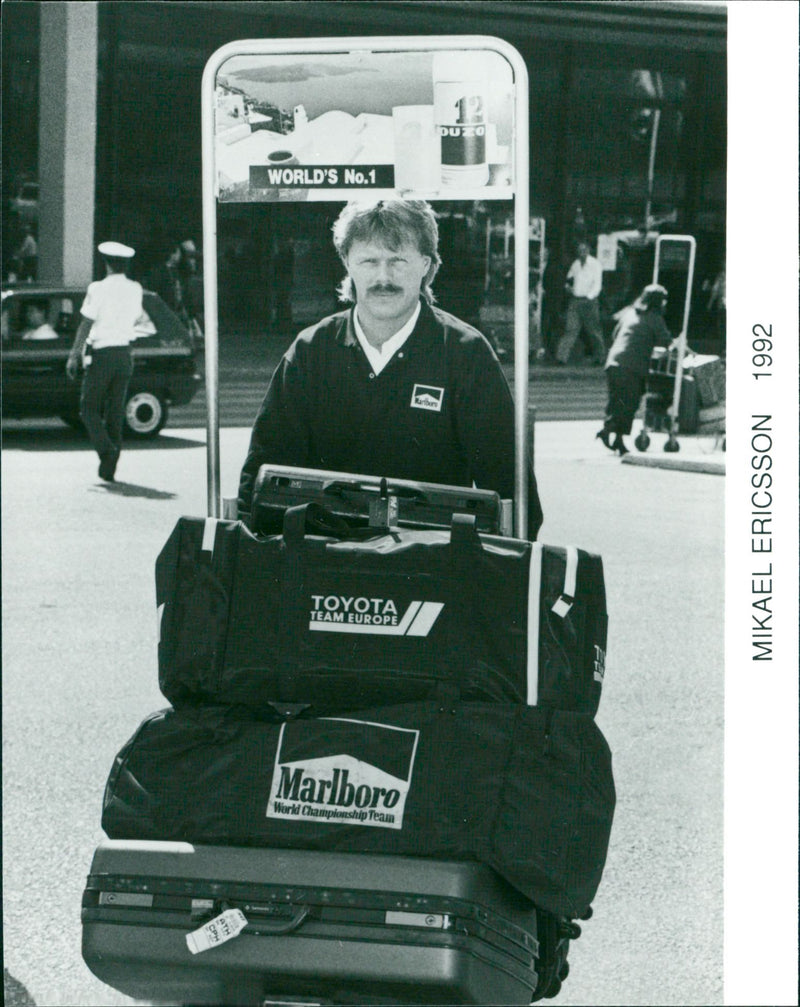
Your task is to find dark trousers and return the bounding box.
[80,347,133,459]
[556,297,606,364]
[603,366,645,436]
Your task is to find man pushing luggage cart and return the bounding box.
[82,35,616,1007]
[238,197,544,539]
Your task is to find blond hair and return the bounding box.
[332,199,441,304]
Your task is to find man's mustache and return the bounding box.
[367,284,402,294]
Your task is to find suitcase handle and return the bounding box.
[245,904,310,935]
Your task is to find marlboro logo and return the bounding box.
[410,384,444,412]
[309,595,443,636]
[267,718,419,830]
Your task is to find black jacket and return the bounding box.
[606,304,671,375]
[238,301,543,538]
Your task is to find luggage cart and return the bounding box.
[83,34,582,1007]
[635,343,726,454]
[634,234,696,453]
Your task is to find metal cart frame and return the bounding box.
[635,233,696,453]
[200,34,532,536]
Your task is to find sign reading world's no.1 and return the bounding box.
[205,42,523,203]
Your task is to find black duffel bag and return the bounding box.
[101,700,615,921]
[155,504,607,716]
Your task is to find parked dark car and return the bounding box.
[1,286,202,437]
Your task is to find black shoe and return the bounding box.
[595,428,613,450]
[98,451,119,482]
[612,436,629,456]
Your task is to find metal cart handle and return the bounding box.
[201,35,530,538]
[653,234,697,427]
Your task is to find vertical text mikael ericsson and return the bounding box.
[750,414,773,660]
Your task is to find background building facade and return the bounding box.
[2,1,726,347]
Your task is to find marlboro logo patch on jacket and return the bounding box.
[410,384,444,411]
[267,717,420,829]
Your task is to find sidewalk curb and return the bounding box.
[621,454,725,475]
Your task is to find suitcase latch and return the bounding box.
[98,891,154,907]
[384,910,453,930]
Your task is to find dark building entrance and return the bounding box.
[3,1,726,348]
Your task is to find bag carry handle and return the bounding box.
[449,512,484,553]
[282,501,484,554]
[282,501,356,546]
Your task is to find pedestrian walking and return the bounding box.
[171,239,205,344]
[15,225,38,282]
[555,240,605,365]
[597,282,671,456]
[66,241,144,481]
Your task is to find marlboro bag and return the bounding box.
[156,504,607,717]
[101,701,615,920]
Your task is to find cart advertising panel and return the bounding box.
[213,49,516,203]
[201,37,530,533]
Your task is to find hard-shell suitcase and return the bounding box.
[249,464,506,535]
[82,841,543,1005]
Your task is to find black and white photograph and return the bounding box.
[2,3,797,1007]
[214,48,515,201]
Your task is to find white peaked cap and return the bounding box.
[98,241,135,258]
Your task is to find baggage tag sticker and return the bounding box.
[186,907,248,955]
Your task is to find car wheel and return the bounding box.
[124,391,167,438]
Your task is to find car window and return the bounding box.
[138,292,192,349]
[3,295,75,344]
[3,298,24,341]
[133,309,158,338]
[53,297,80,338]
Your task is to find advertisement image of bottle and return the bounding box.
[433,53,490,188]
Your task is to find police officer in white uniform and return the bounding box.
[67,241,144,481]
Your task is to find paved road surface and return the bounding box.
[2,422,724,1007]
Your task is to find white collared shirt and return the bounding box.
[80,273,144,350]
[353,301,421,375]
[22,323,59,341]
[567,255,603,300]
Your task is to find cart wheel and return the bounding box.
[634,432,650,452]
[663,438,680,453]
